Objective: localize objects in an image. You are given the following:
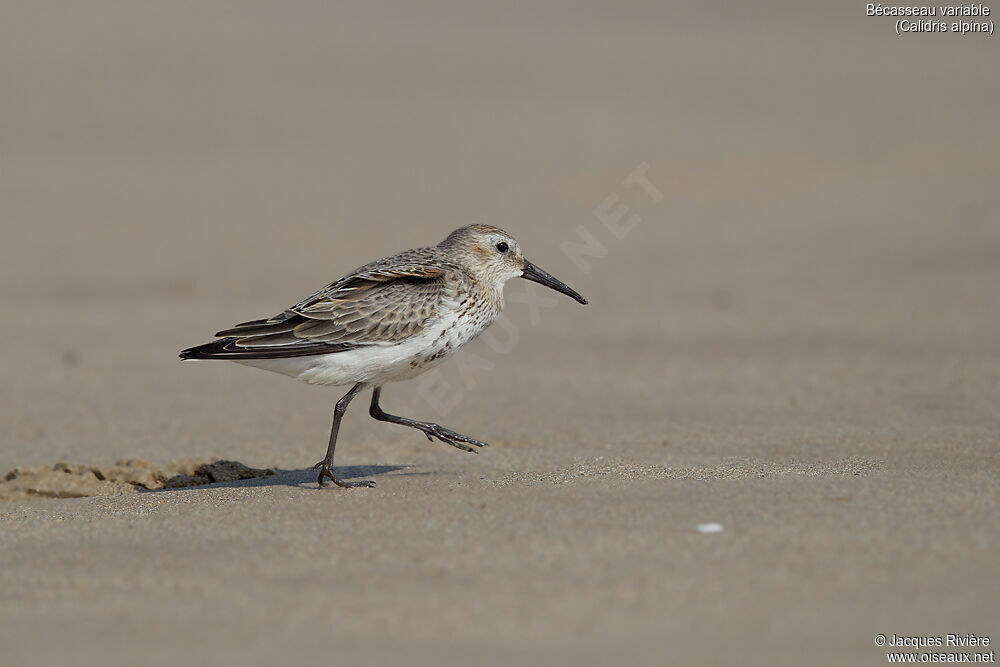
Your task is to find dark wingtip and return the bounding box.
[179,340,227,360]
[179,337,360,360]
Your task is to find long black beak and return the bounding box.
[520,260,588,304]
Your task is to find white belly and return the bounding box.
[233,306,495,386]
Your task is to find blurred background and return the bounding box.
[1,1,997,665]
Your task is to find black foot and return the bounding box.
[315,464,376,489]
[416,424,489,452]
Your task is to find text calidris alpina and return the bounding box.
[180,225,588,488]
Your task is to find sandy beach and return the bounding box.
[1,2,997,665]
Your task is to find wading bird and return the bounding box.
[180,225,587,488]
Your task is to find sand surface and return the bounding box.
[1,2,997,665]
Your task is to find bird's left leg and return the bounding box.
[313,382,373,488]
[368,386,488,452]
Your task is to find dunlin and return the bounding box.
[180,224,588,488]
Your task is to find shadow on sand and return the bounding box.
[148,464,414,491]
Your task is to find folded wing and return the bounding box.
[180,252,452,360]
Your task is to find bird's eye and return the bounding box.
[495,242,509,253]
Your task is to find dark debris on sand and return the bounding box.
[0,459,274,500]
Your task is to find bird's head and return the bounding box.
[439,224,588,304]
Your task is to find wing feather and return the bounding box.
[180,247,458,361]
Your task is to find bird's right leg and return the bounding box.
[313,382,374,488]
[368,386,488,452]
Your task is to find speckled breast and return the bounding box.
[409,282,502,371]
